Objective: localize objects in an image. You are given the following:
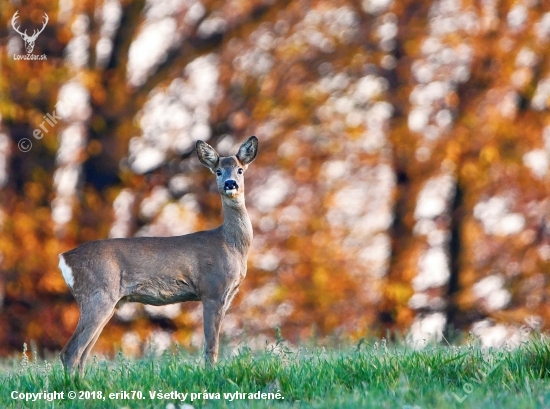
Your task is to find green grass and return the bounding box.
[1,335,550,408]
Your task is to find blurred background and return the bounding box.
[0,0,549,357]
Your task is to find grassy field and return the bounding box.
[1,335,549,408]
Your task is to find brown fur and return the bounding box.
[59,136,258,374]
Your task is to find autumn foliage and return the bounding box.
[0,0,550,356]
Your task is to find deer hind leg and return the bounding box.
[78,307,116,371]
[60,294,117,374]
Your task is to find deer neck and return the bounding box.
[220,196,253,253]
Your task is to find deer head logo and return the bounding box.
[11,11,49,54]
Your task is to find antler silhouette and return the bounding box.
[11,11,26,38]
[11,11,48,40]
[11,11,48,54]
[29,13,49,41]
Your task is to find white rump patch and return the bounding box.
[59,254,74,288]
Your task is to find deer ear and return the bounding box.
[196,140,219,170]
[236,136,258,165]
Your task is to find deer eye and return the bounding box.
[216,169,222,176]
[237,168,244,174]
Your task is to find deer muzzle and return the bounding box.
[224,180,239,196]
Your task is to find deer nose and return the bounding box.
[224,180,239,191]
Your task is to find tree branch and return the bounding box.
[104,0,146,73]
[132,0,292,100]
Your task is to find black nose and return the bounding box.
[224,180,239,190]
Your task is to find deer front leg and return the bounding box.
[202,298,225,365]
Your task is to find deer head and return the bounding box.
[11,11,49,54]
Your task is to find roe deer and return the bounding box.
[59,136,258,374]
